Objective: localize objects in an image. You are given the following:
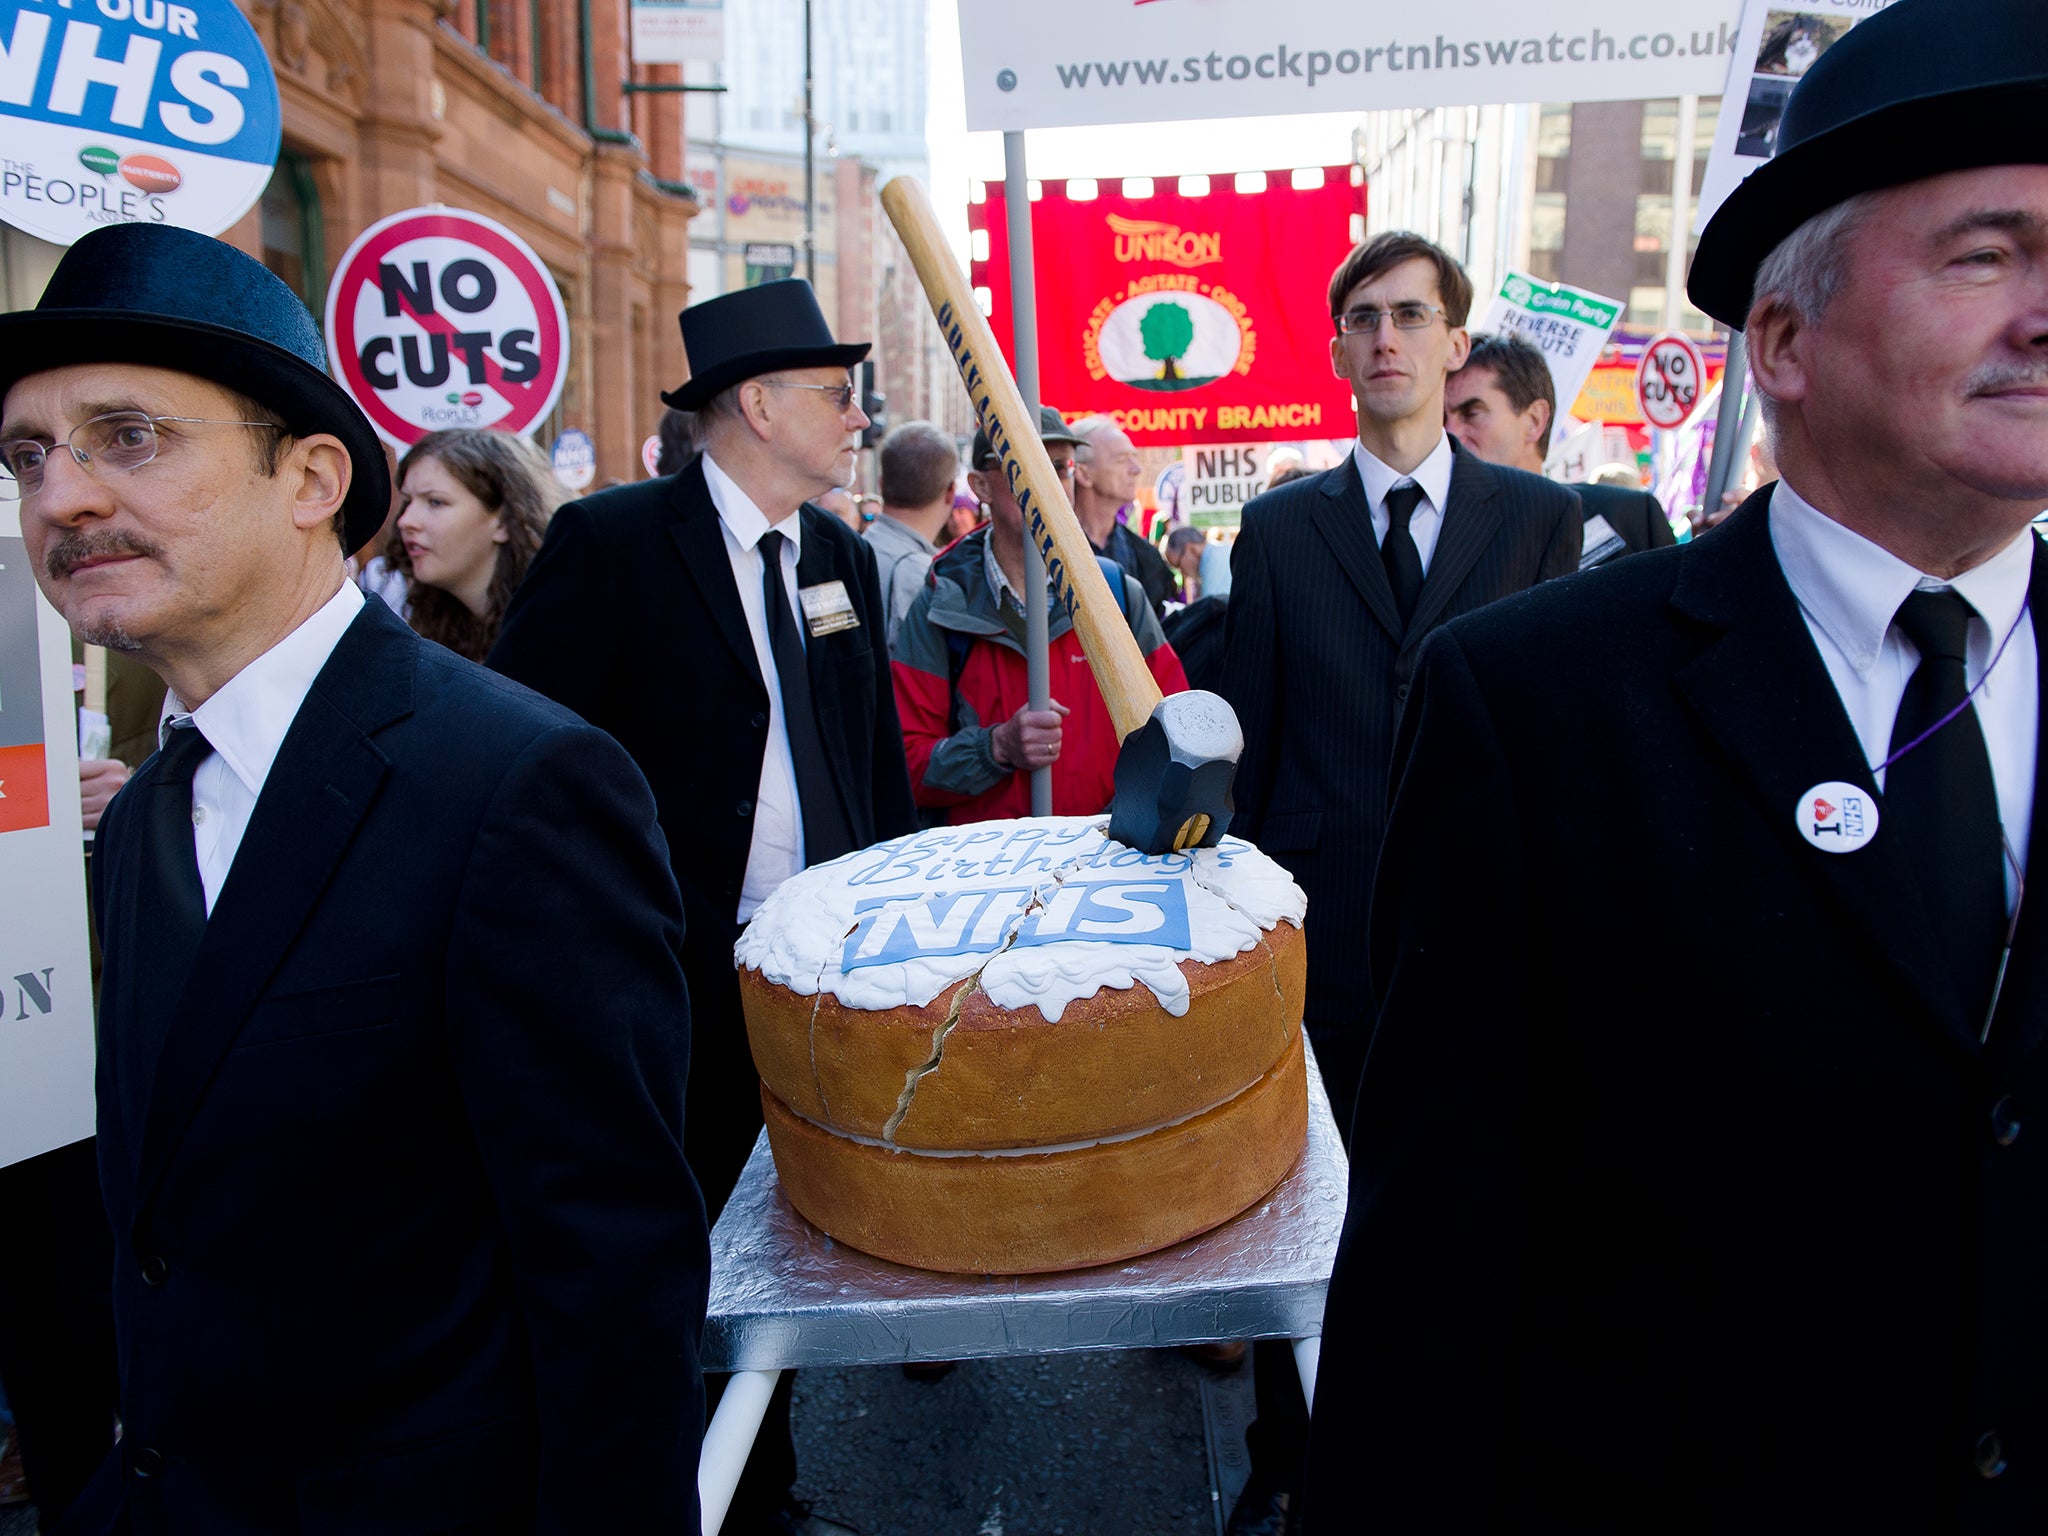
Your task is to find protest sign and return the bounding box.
[1692,0,1884,231]
[959,0,1744,133]
[1636,331,1707,429]
[0,0,281,244]
[1472,271,1624,443]
[325,206,570,449]
[551,427,596,490]
[0,512,94,1168]
[974,169,1362,448]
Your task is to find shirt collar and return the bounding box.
[703,451,802,560]
[1352,431,1455,516]
[161,580,364,796]
[872,511,938,556]
[1769,478,2035,673]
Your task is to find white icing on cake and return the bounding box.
[734,816,1306,1021]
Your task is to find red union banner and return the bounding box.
[971,169,1365,447]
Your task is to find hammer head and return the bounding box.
[1107,690,1244,855]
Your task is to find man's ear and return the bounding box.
[1526,398,1553,453]
[1444,326,1472,373]
[967,467,994,504]
[288,434,351,534]
[1744,296,1809,414]
[736,379,777,440]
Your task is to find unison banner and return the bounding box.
[972,169,1364,448]
[959,0,1746,134]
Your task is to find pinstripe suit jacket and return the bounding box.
[1221,438,1581,1031]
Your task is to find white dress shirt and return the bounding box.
[1353,432,1456,576]
[702,452,807,922]
[160,580,364,914]
[1770,480,2039,912]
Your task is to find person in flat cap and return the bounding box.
[1302,0,2048,1527]
[488,279,915,1535]
[0,223,709,1533]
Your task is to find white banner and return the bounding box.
[1693,0,1888,232]
[0,513,95,1170]
[631,0,723,64]
[959,0,1745,133]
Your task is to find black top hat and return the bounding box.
[971,405,1084,468]
[1689,0,2048,328]
[0,224,391,556]
[662,279,870,412]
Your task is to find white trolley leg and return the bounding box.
[1291,1336,1321,1406]
[700,1368,782,1535]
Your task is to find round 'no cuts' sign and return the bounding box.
[323,206,569,448]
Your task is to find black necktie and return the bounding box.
[1886,589,2007,1025]
[1382,482,1426,628]
[758,530,853,864]
[123,721,212,1128]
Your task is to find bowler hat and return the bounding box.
[972,406,1084,469]
[662,279,870,411]
[0,223,391,556]
[1689,0,2048,327]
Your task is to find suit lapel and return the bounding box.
[1309,457,1404,645]
[131,603,411,1212]
[1405,441,1504,644]
[1984,535,2048,1064]
[668,459,767,691]
[1670,489,1974,1054]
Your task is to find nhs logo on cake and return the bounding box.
[841,879,1194,971]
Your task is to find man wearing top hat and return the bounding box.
[489,281,916,1535]
[1303,0,2048,1527]
[1,225,709,1531]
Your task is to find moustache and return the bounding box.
[45,528,163,581]
[1967,360,2048,396]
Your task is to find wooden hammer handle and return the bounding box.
[881,176,1165,743]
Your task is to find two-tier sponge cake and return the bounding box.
[735,816,1308,1274]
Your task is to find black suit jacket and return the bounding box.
[70,599,708,1536]
[1306,492,2048,1531]
[1576,480,1678,559]
[1220,439,1581,1042]
[487,460,918,1205]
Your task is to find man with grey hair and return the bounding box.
[1069,414,1178,616]
[1305,0,2048,1527]
[866,420,960,645]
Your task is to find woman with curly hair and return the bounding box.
[388,428,561,659]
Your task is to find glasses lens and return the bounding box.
[0,442,41,498]
[1393,303,1435,329]
[1340,308,1381,334]
[87,413,161,471]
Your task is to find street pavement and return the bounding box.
[793,1347,1235,1536]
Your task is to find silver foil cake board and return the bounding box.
[703,1028,1348,1374]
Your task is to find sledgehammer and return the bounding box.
[881,176,1243,855]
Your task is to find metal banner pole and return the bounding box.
[1004,129,1053,816]
[1701,330,1749,522]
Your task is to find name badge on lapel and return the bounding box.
[1797,781,1879,853]
[799,580,861,638]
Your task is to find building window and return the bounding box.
[1527,103,1570,283]
[1679,95,1721,333]
[1629,99,1680,328]
[261,149,326,314]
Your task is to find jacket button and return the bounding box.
[751,712,767,730]
[1395,684,1410,702]
[736,799,754,818]
[140,1254,168,1287]
[131,1446,164,1478]
[1974,1432,2007,1479]
[1990,1097,2021,1147]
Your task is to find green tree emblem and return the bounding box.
[1140,301,1195,382]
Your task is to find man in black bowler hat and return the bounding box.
[1304,0,2048,1526]
[489,277,917,1535]
[1,223,709,1532]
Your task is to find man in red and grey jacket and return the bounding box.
[891,407,1188,823]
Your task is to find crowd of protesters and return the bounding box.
[3,4,2043,1529]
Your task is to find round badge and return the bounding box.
[1796,780,1879,853]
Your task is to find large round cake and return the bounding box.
[735,816,1308,1274]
